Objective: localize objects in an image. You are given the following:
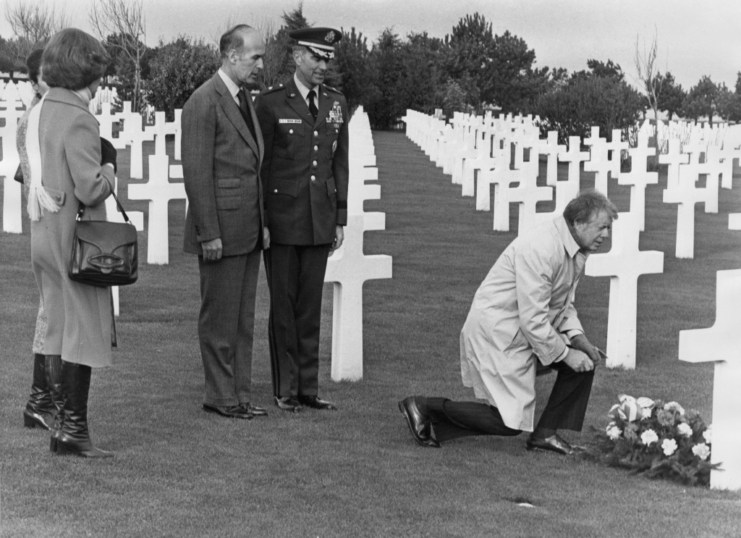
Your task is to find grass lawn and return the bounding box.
[1,130,741,537]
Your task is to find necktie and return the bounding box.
[307,89,318,121]
[237,88,257,141]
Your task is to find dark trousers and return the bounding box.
[197,249,261,406]
[425,361,594,442]
[264,242,330,398]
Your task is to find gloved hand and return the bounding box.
[100,137,117,173]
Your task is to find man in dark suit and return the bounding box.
[255,27,348,412]
[182,24,269,419]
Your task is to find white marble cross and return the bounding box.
[146,111,180,157]
[104,176,144,317]
[663,147,714,259]
[462,129,495,198]
[348,142,385,231]
[509,134,553,234]
[679,269,741,490]
[584,126,611,195]
[127,153,186,264]
[605,129,628,179]
[558,136,589,201]
[119,105,154,179]
[658,138,688,191]
[617,132,658,231]
[701,145,723,214]
[324,214,392,381]
[585,216,664,369]
[539,131,565,187]
[1,92,25,234]
[475,139,508,212]
[95,102,122,146]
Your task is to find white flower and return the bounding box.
[676,423,693,438]
[641,429,659,446]
[703,425,712,443]
[663,401,685,415]
[637,397,654,411]
[661,438,678,456]
[606,422,622,440]
[692,443,711,461]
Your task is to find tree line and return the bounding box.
[2,1,740,140]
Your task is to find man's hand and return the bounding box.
[563,347,594,372]
[263,227,270,250]
[329,225,344,255]
[569,334,602,366]
[201,238,222,262]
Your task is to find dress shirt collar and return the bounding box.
[555,216,581,259]
[218,68,241,104]
[294,73,319,104]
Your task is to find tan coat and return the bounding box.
[460,216,587,431]
[31,88,115,367]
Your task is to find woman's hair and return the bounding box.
[42,28,110,90]
[25,49,44,84]
[563,189,618,225]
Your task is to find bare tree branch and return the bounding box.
[3,0,67,67]
[634,28,664,147]
[89,0,147,110]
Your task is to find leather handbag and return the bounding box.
[68,191,138,287]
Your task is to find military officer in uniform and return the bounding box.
[255,27,348,412]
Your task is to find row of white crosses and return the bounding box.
[0,81,25,234]
[403,108,741,369]
[406,108,741,490]
[324,106,392,382]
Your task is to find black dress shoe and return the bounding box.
[274,396,302,412]
[297,395,337,410]
[203,403,253,419]
[398,397,440,448]
[240,403,268,417]
[526,433,573,455]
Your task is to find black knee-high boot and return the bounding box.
[46,355,63,452]
[55,361,113,458]
[23,354,54,430]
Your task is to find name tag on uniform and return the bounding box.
[279,119,302,124]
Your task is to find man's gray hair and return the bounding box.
[563,189,618,225]
[220,24,254,58]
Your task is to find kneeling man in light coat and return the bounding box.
[399,190,616,455]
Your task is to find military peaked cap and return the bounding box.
[288,27,342,60]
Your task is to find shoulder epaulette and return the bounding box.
[261,83,286,95]
[324,85,344,96]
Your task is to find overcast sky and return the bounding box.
[2,0,739,90]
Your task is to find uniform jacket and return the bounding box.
[255,77,348,245]
[182,72,265,256]
[31,88,115,367]
[459,216,587,431]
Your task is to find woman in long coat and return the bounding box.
[17,49,54,432]
[28,28,117,458]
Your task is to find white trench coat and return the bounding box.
[460,216,587,431]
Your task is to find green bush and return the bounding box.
[145,36,219,121]
[535,75,643,143]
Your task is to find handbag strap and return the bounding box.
[77,188,131,223]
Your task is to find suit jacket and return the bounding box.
[255,78,349,246]
[459,216,587,431]
[182,72,265,256]
[32,88,115,367]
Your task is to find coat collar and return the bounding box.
[44,87,94,115]
[284,77,336,128]
[555,216,582,259]
[285,77,315,126]
[212,72,262,160]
